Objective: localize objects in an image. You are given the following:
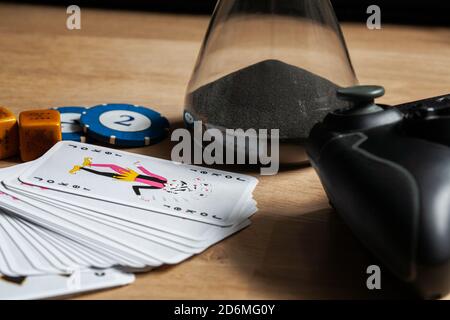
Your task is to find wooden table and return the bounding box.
[0,3,449,299]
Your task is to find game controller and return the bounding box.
[306,85,450,298]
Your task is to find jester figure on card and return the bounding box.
[69,157,167,196]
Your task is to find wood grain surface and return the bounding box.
[0,3,449,299]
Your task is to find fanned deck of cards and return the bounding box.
[0,141,258,299]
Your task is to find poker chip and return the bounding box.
[52,106,88,142]
[183,110,195,128]
[79,104,170,147]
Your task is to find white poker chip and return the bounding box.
[52,106,88,142]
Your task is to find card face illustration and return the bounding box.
[18,142,258,226]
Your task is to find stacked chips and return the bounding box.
[52,106,88,142]
[54,104,170,148]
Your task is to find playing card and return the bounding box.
[4,215,82,270]
[0,141,258,299]
[17,190,256,252]
[1,182,252,264]
[0,218,45,276]
[0,213,72,275]
[3,163,256,258]
[5,174,257,243]
[26,225,118,268]
[0,268,135,300]
[18,142,258,226]
[4,215,108,270]
[0,189,153,269]
[0,248,19,277]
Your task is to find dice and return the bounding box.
[0,107,19,160]
[19,109,62,162]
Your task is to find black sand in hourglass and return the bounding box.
[185,59,346,140]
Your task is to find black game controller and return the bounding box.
[306,85,450,298]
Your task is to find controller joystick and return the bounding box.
[322,85,402,132]
[336,85,385,115]
[307,88,450,298]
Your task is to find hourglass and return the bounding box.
[184,0,358,164]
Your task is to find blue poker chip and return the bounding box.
[183,110,195,129]
[79,104,170,147]
[52,106,88,142]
